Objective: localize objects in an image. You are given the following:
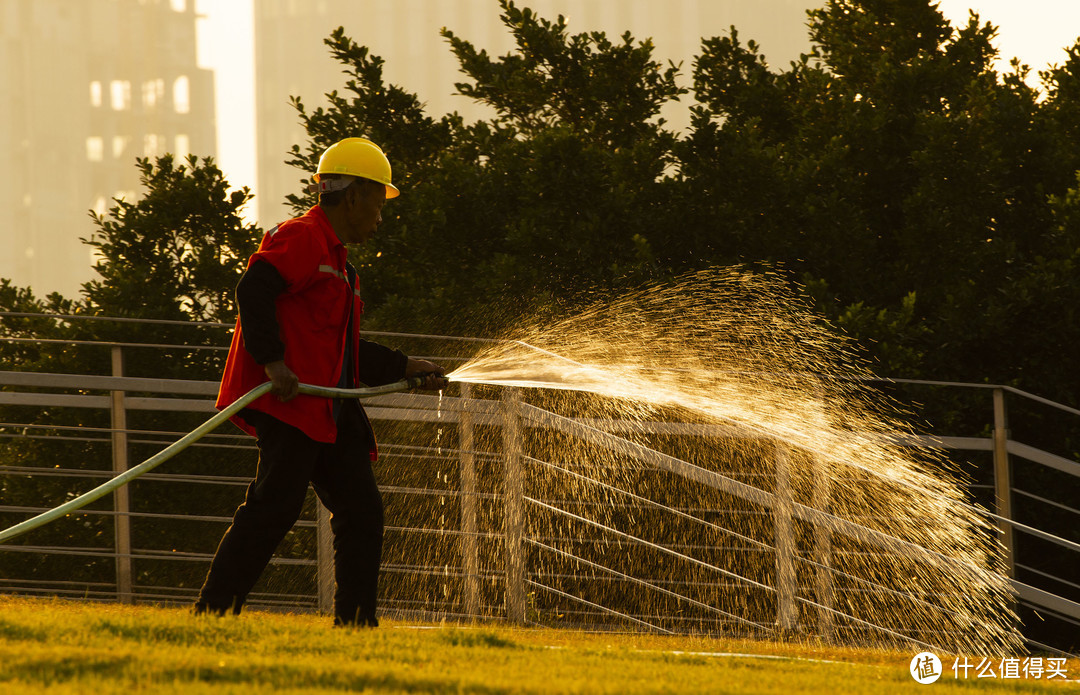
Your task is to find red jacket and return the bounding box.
[216,206,400,448]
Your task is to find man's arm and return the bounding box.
[406,358,449,390]
[237,259,299,401]
[355,341,447,391]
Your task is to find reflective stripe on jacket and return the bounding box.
[216,206,379,446]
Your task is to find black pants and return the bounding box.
[197,401,384,624]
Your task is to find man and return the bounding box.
[195,137,446,626]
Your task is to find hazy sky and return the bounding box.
[193,0,1080,225]
[194,0,256,214]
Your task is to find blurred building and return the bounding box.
[0,0,215,298]
[254,0,814,227]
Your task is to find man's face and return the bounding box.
[341,181,386,244]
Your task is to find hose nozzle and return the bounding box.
[408,371,450,391]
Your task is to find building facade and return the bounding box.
[0,0,215,297]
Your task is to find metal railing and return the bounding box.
[0,314,1077,654]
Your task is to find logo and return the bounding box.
[911,652,942,684]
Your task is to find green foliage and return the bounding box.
[283,26,457,219]
[277,0,1078,413]
[671,0,1080,398]
[283,1,685,335]
[83,155,260,327]
[0,1,1074,434]
[444,1,685,146]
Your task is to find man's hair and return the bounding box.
[319,175,377,207]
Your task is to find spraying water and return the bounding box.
[387,268,1020,653]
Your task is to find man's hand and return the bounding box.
[264,360,299,402]
[406,358,449,391]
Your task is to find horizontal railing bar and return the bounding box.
[0,423,246,441]
[0,467,245,483]
[0,311,235,328]
[1021,606,1080,632]
[0,579,116,590]
[1012,488,1080,516]
[528,456,774,552]
[527,538,771,631]
[0,370,219,395]
[0,311,498,347]
[0,337,229,351]
[525,569,976,611]
[4,314,1079,412]
[526,570,755,593]
[520,401,1005,578]
[0,437,252,452]
[527,580,674,635]
[0,586,121,599]
[1010,579,1080,622]
[1014,564,1080,593]
[0,433,110,446]
[530,533,772,556]
[527,496,776,594]
[534,607,750,630]
[981,511,1080,553]
[0,505,247,525]
[382,607,506,623]
[1007,441,1080,479]
[0,392,110,409]
[0,544,311,567]
[881,378,1080,418]
[380,566,506,585]
[793,595,939,652]
[794,551,967,622]
[1020,637,1080,659]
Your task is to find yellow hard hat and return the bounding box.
[314,137,400,199]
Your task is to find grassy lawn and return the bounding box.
[0,596,1075,693]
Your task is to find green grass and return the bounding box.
[0,596,1075,694]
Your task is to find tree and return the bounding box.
[0,154,260,591]
[80,154,260,367]
[284,1,686,335]
[274,0,1080,430]
[678,1,1080,400]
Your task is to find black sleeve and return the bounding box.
[356,339,409,387]
[236,259,288,365]
[344,261,409,387]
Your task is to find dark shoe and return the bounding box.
[192,601,227,617]
[193,595,243,616]
[333,611,378,628]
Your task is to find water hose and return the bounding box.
[0,376,431,544]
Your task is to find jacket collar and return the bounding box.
[305,205,345,251]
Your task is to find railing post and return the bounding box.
[812,455,834,641]
[773,441,798,633]
[316,503,334,614]
[992,388,1015,578]
[458,383,481,618]
[110,346,133,603]
[502,387,526,624]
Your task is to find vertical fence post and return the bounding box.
[316,504,334,614]
[502,387,526,624]
[110,346,133,603]
[458,383,480,618]
[992,388,1015,578]
[811,455,834,641]
[773,442,798,633]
